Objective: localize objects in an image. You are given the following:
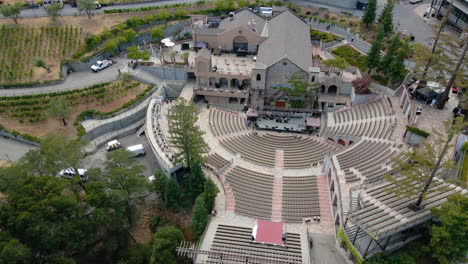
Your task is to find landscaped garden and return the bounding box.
[331,45,367,71]
[310,28,343,43]
[0,78,152,138]
[0,24,84,83]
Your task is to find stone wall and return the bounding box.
[265,58,307,91]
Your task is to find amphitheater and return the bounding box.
[145,87,403,261]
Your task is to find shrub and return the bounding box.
[371,74,389,86]
[406,126,430,138]
[352,76,372,94]
[85,35,101,51]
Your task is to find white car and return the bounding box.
[58,168,88,180]
[409,0,422,4]
[126,144,146,157]
[91,60,112,72]
[106,139,121,151]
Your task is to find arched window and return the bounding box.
[311,76,315,82]
[256,74,261,81]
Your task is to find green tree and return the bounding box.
[379,35,400,73]
[85,35,101,51]
[127,46,151,62]
[152,170,167,199]
[190,195,209,241]
[362,0,377,27]
[46,97,73,126]
[150,226,184,264]
[181,52,190,64]
[188,161,206,199]
[378,0,394,34]
[45,2,61,22]
[104,38,120,53]
[164,177,181,210]
[120,29,137,44]
[0,233,32,264]
[366,26,385,73]
[167,98,208,170]
[0,3,22,24]
[77,0,96,20]
[385,118,463,209]
[388,38,410,83]
[202,178,219,213]
[429,194,468,264]
[150,26,164,41]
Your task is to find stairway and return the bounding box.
[271,174,283,222]
[316,174,333,223]
[217,165,235,213]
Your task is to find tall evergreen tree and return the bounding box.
[151,170,167,199]
[366,26,385,73]
[150,226,184,264]
[202,178,219,213]
[380,1,394,34]
[190,195,209,241]
[389,39,410,83]
[362,0,377,27]
[164,177,181,211]
[379,35,400,73]
[188,161,206,199]
[167,98,208,171]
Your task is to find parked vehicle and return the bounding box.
[43,0,64,8]
[409,0,422,4]
[58,168,88,180]
[106,139,122,151]
[91,59,112,72]
[94,1,101,9]
[126,144,146,157]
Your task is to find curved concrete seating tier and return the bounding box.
[225,166,274,220]
[220,133,336,168]
[209,108,247,137]
[282,176,321,222]
[205,153,230,171]
[336,139,399,183]
[208,224,303,263]
[327,98,396,139]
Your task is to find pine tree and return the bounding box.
[164,178,181,211]
[379,35,400,73]
[190,195,209,241]
[151,170,167,199]
[389,39,410,83]
[202,178,219,213]
[366,26,385,73]
[379,0,394,34]
[188,162,206,200]
[362,0,377,27]
[167,98,208,171]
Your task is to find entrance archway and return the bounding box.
[320,85,326,93]
[231,79,240,89]
[209,77,217,87]
[233,36,248,52]
[241,79,250,90]
[328,85,338,95]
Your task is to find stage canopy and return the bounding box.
[252,219,284,246]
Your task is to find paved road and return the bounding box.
[80,133,161,179]
[0,0,205,18]
[0,137,37,162]
[0,59,127,97]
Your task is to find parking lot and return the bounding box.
[80,133,161,180]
